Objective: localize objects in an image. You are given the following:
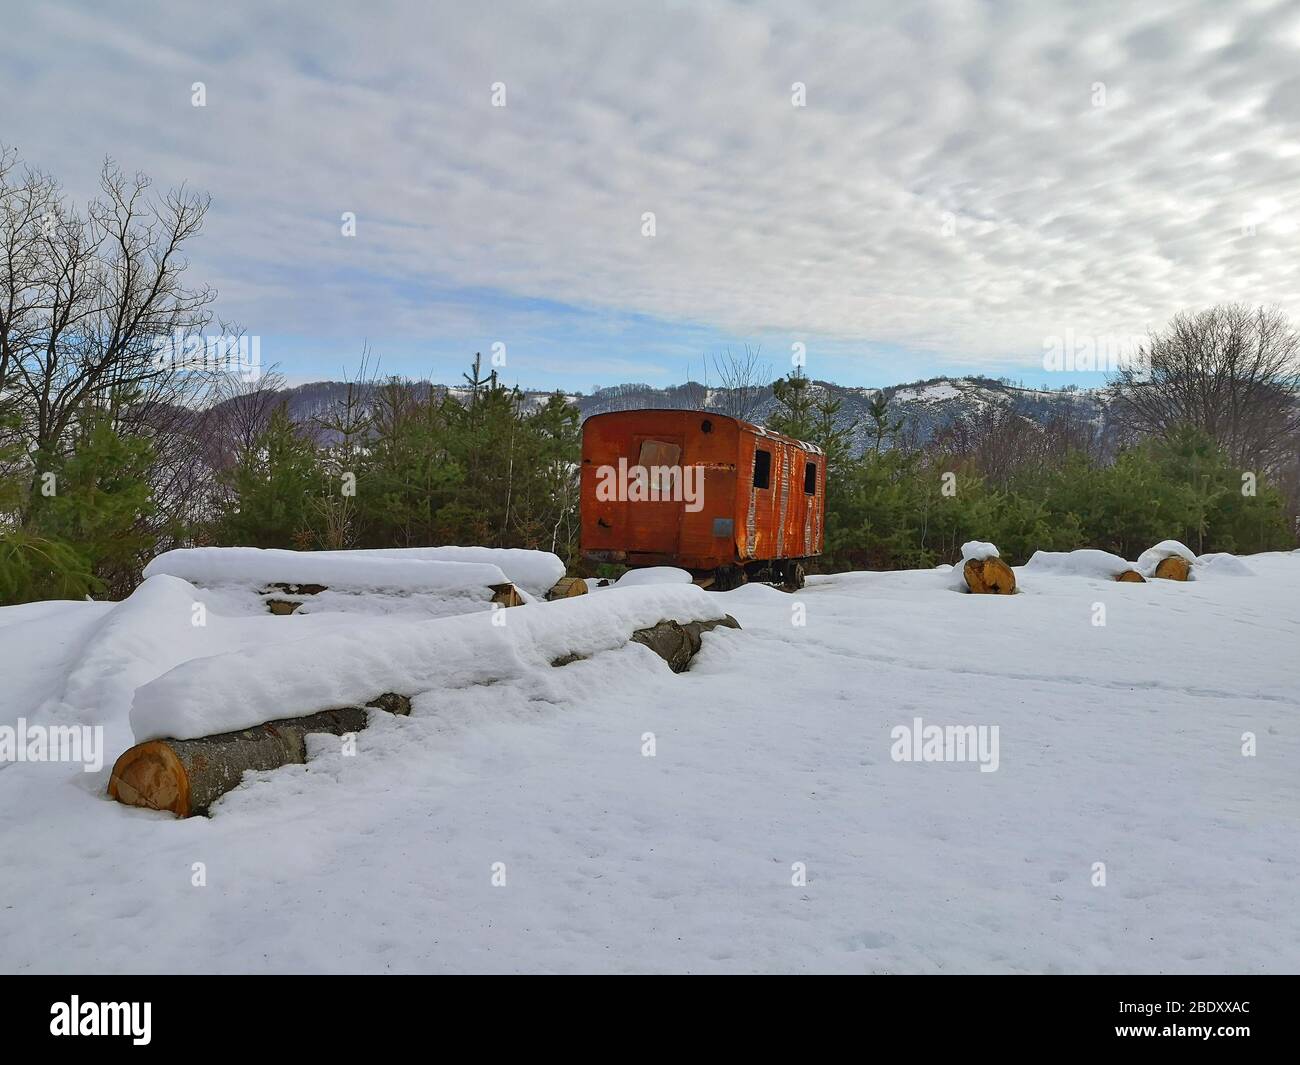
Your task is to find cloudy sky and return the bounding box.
[4,0,1299,391]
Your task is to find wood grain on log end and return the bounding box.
[108,701,409,818]
[1115,569,1146,582]
[1152,556,1191,581]
[962,556,1017,594]
[490,583,524,607]
[108,741,192,818]
[546,577,589,599]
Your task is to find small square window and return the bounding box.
[637,439,681,491]
[804,461,817,494]
[753,448,772,489]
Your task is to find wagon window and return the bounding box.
[804,461,817,494]
[753,448,772,489]
[637,439,681,491]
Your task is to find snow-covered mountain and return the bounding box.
[579,376,1110,454]
[259,375,1112,456]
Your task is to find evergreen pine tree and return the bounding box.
[218,405,326,549]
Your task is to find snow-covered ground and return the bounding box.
[2,550,1298,973]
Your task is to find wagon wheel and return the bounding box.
[712,564,747,592]
[781,561,806,592]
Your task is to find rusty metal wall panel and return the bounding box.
[582,410,740,571]
[775,445,790,558]
[744,437,758,559]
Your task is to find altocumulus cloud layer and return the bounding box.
[3,0,1299,373]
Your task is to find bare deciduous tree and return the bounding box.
[931,404,1044,486]
[708,343,772,421]
[0,150,215,496]
[207,363,289,462]
[309,349,376,550]
[1108,304,1300,471]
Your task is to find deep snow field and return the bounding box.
[1,549,1298,974]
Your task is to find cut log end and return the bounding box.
[109,698,412,818]
[490,583,524,607]
[108,741,192,818]
[1153,556,1191,581]
[546,577,589,600]
[1115,569,1146,583]
[963,556,1017,594]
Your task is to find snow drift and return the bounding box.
[129,584,727,743]
[614,566,694,587]
[1194,552,1255,577]
[334,546,565,598]
[1023,549,1136,580]
[145,546,512,595]
[4,550,1300,973]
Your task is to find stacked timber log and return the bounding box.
[108,695,412,818]
[109,614,740,818]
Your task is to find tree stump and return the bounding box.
[1115,569,1146,583]
[1153,556,1191,581]
[963,556,1016,594]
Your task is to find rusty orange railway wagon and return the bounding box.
[580,409,825,590]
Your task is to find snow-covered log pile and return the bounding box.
[1136,540,1197,581]
[343,545,567,599]
[1024,549,1145,583]
[144,546,570,616]
[1022,543,1256,584]
[954,542,1017,594]
[108,585,739,817]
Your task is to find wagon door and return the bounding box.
[621,433,685,558]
